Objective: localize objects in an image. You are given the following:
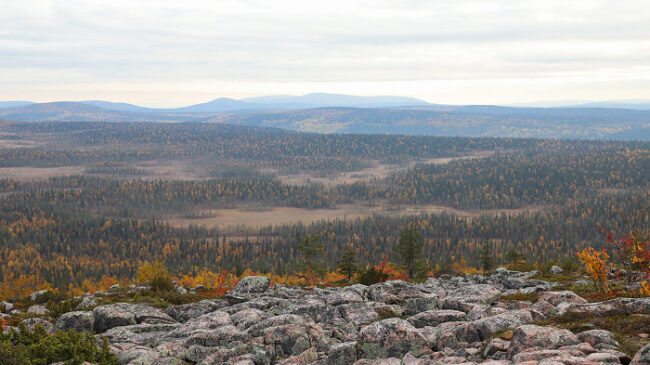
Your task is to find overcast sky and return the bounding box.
[1,0,649,107]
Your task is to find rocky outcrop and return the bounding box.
[10,269,650,364]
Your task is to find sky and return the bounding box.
[1,0,650,107]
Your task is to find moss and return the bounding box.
[499,292,540,303]
[535,313,650,356]
[359,343,388,359]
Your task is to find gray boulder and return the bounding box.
[230,275,271,296]
[93,302,176,333]
[55,311,94,333]
[407,309,466,328]
[22,317,53,333]
[550,265,564,274]
[357,318,430,359]
[165,299,223,322]
[327,341,357,365]
[632,343,650,365]
[507,324,580,357]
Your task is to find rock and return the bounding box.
[407,309,466,328]
[577,329,620,350]
[357,318,430,359]
[367,280,429,303]
[538,291,588,306]
[261,323,331,357]
[247,314,309,337]
[230,308,270,330]
[76,296,98,310]
[165,299,222,322]
[586,352,623,363]
[507,325,580,357]
[183,326,249,348]
[93,302,176,333]
[230,276,271,296]
[164,310,233,339]
[325,290,364,306]
[1,301,14,313]
[22,317,53,332]
[103,323,180,346]
[446,284,501,304]
[445,310,534,347]
[484,338,509,358]
[27,304,49,315]
[632,343,650,365]
[550,265,564,274]
[327,341,357,365]
[339,303,380,326]
[511,349,579,363]
[405,297,442,315]
[55,311,94,333]
[29,289,49,302]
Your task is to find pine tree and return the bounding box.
[296,234,325,282]
[337,248,359,282]
[394,222,428,280]
[505,247,525,266]
[479,237,495,274]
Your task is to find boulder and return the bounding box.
[577,329,620,350]
[357,318,430,359]
[550,265,564,274]
[405,297,442,315]
[165,299,223,322]
[261,323,332,358]
[27,304,49,315]
[407,309,466,328]
[325,290,364,306]
[538,291,588,306]
[22,317,53,333]
[507,325,580,357]
[327,341,357,365]
[230,308,270,330]
[93,303,176,333]
[29,289,50,302]
[230,276,271,296]
[632,343,650,365]
[446,310,534,347]
[103,323,180,346]
[1,301,14,313]
[55,311,94,333]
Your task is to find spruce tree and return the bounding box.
[337,248,360,282]
[479,237,495,274]
[296,234,325,280]
[395,222,428,280]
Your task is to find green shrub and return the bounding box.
[0,323,117,364]
[358,267,389,286]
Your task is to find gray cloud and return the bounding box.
[1,0,649,105]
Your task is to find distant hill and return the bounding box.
[1,96,648,140]
[215,106,650,139]
[0,102,204,122]
[0,101,34,109]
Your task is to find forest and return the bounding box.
[0,121,648,295]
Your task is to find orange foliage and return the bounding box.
[577,247,610,292]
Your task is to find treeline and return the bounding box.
[0,189,646,288]
[384,149,650,209]
[2,149,647,216]
[3,121,647,172]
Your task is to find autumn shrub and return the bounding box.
[605,228,650,294]
[0,323,116,364]
[137,261,174,292]
[577,247,610,293]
